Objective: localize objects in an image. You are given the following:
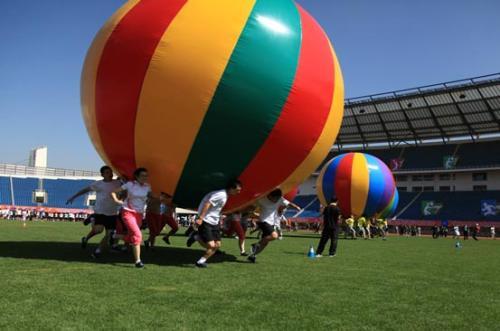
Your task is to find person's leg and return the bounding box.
[121,210,144,265]
[234,221,247,254]
[163,216,179,244]
[360,227,366,239]
[145,214,161,248]
[253,232,278,255]
[329,226,339,256]
[86,224,104,241]
[316,228,329,255]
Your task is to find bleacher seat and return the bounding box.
[0,177,12,205]
[42,178,94,208]
[322,140,500,171]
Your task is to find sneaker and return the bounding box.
[278,236,283,240]
[315,254,323,258]
[91,250,101,259]
[329,254,337,257]
[240,252,249,256]
[186,232,196,247]
[144,240,150,249]
[135,261,145,268]
[163,236,171,245]
[247,255,256,263]
[195,262,208,268]
[81,237,87,249]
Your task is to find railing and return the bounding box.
[0,163,101,178]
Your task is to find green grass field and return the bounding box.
[0,219,499,330]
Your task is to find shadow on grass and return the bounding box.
[0,241,239,267]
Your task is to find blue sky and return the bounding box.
[1,0,499,170]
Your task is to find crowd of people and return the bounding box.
[63,165,306,268]
[0,207,88,222]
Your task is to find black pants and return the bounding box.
[317,226,338,255]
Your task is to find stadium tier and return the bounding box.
[289,191,500,221]
[322,140,500,171]
[0,176,94,209]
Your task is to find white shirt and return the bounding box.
[257,197,290,226]
[122,181,151,213]
[90,180,122,216]
[197,190,228,225]
[491,227,496,233]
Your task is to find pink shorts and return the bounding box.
[120,209,143,245]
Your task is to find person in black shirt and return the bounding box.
[316,197,341,257]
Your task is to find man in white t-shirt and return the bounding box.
[248,189,301,263]
[491,227,496,239]
[187,179,242,268]
[66,165,121,257]
[453,225,460,239]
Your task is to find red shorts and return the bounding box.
[225,220,246,240]
[146,212,178,237]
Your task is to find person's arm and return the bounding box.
[195,201,212,226]
[66,187,92,205]
[110,187,125,205]
[288,202,301,211]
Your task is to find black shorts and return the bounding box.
[198,222,221,243]
[258,222,276,238]
[92,214,117,230]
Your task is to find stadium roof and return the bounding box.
[337,73,500,149]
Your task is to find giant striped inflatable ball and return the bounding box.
[316,153,396,217]
[378,188,399,219]
[81,0,344,209]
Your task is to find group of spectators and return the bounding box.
[0,207,89,222]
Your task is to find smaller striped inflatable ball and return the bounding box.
[378,188,398,219]
[316,153,396,218]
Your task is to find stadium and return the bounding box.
[2,1,500,330]
[3,74,500,230]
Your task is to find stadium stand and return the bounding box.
[0,177,12,205]
[0,175,95,210]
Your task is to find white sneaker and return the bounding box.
[278,236,283,240]
[315,254,323,258]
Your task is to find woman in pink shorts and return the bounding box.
[111,167,152,268]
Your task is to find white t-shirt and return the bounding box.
[454,226,460,235]
[491,227,496,233]
[257,197,290,226]
[121,181,151,213]
[197,190,228,225]
[90,180,122,216]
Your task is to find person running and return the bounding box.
[453,225,461,239]
[110,168,153,268]
[377,218,387,240]
[491,226,496,239]
[144,192,178,249]
[315,197,341,258]
[66,165,121,257]
[223,212,248,256]
[247,189,300,263]
[357,215,367,239]
[463,225,469,240]
[186,179,243,268]
[345,215,356,239]
[360,215,371,239]
[472,223,480,241]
